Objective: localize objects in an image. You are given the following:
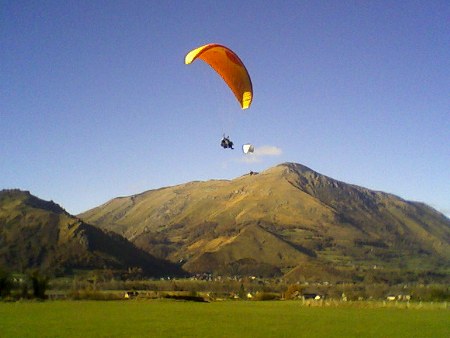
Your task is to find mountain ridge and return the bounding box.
[0,189,185,277]
[79,162,450,281]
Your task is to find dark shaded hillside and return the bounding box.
[283,163,450,257]
[0,189,185,277]
[80,163,450,282]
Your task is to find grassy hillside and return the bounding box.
[0,190,185,277]
[79,162,450,281]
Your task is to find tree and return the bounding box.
[238,283,246,300]
[30,271,49,299]
[0,268,12,298]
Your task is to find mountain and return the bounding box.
[0,189,185,277]
[79,163,450,282]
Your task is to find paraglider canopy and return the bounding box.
[185,43,253,109]
[242,144,255,154]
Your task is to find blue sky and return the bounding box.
[1,1,449,216]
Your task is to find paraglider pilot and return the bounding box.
[221,135,234,149]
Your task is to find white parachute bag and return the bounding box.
[242,144,255,154]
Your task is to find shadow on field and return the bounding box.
[163,294,209,302]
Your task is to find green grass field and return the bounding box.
[0,300,448,337]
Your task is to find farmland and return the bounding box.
[0,300,448,338]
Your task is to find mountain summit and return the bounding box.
[80,163,450,282]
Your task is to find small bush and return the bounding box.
[253,292,279,301]
[69,289,121,301]
[284,284,303,300]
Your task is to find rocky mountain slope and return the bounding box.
[80,163,450,282]
[0,190,184,277]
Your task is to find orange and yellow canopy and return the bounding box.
[185,43,253,109]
